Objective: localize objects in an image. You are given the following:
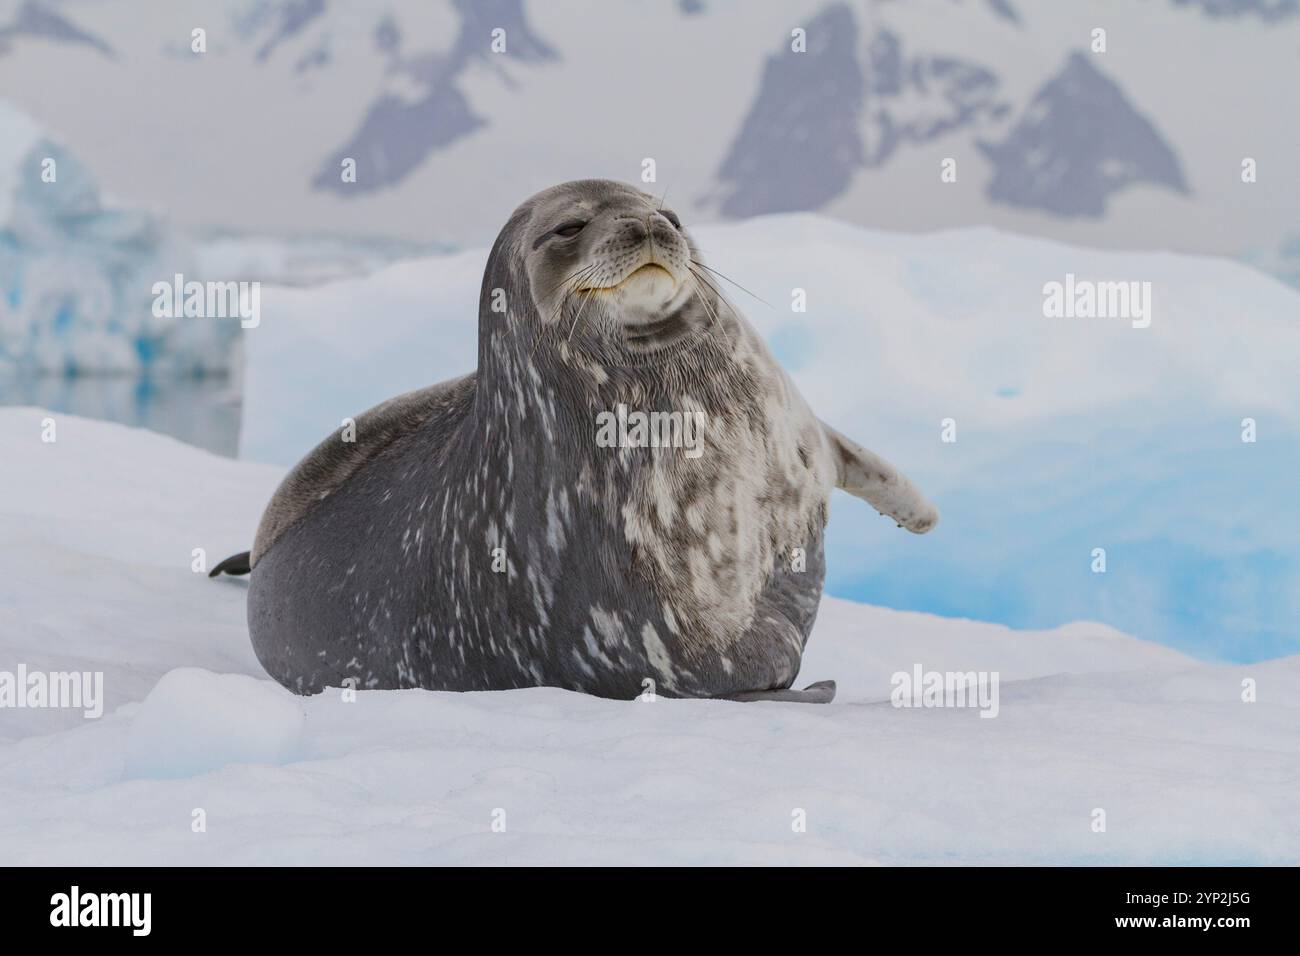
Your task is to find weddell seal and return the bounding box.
[212,179,938,703]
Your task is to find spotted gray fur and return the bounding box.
[242,180,937,700]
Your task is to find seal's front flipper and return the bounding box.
[726,679,837,704]
[209,551,252,577]
[820,420,938,534]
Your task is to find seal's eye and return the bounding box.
[552,220,587,239]
[662,210,682,230]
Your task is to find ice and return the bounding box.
[0,407,1296,864]
[239,250,480,464]
[0,96,41,224]
[0,100,427,377]
[0,100,229,374]
[239,216,1300,663]
[123,669,305,780]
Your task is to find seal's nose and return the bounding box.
[613,215,648,240]
[616,213,680,249]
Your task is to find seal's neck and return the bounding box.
[473,315,763,491]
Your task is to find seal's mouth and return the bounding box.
[566,253,700,351]
[622,263,673,283]
[579,262,676,293]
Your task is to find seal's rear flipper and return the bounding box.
[820,420,939,534]
[209,551,252,577]
[726,679,837,704]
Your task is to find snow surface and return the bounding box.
[2,407,1297,865]
[240,216,1300,663]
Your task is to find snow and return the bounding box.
[240,215,1300,663]
[124,670,305,781]
[2,407,1297,865]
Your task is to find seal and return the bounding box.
[216,179,938,703]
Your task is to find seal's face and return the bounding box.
[522,180,716,356]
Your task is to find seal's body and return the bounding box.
[231,180,937,702]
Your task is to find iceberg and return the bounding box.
[0,99,233,374]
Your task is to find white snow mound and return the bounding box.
[123,669,306,780]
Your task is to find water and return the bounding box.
[0,374,242,457]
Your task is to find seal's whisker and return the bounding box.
[688,264,741,323]
[691,268,746,326]
[545,264,598,327]
[548,264,595,312]
[692,269,729,327]
[547,262,598,300]
[688,271,720,328]
[690,259,770,309]
[567,286,599,342]
[530,264,598,360]
[556,264,600,343]
[565,291,585,340]
[633,187,672,219]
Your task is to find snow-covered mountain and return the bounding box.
[0,0,1295,272]
[3,406,1296,865]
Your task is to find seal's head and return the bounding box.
[496,179,721,359]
